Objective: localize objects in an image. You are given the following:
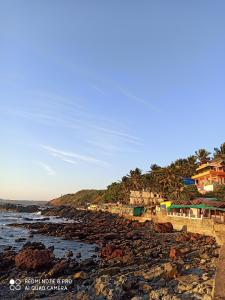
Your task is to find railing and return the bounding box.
[167,211,203,219]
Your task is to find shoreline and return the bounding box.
[0,205,219,299]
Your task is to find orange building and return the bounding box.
[192,159,225,194]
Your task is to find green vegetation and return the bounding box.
[105,142,225,203]
[49,189,105,207]
[104,157,199,203]
[214,143,225,160]
[50,142,225,206]
[194,149,211,163]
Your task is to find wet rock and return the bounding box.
[4,246,12,251]
[15,237,27,243]
[22,241,46,250]
[48,245,54,252]
[0,203,40,213]
[15,243,53,270]
[65,250,73,257]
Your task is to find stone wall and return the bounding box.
[151,212,225,245]
[99,204,225,245]
[153,212,215,236]
[214,223,225,245]
[213,244,225,299]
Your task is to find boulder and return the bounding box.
[101,244,124,259]
[15,243,53,270]
[163,262,180,279]
[48,260,68,277]
[169,248,182,260]
[154,222,173,233]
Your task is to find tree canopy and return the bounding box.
[104,142,225,203]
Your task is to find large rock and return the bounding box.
[154,222,173,233]
[95,275,125,300]
[47,260,68,277]
[169,248,183,260]
[162,262,181,279]
[101,244,124,260]
[15,243,53,270]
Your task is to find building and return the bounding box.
[192,159,225,194]
[166,198,225,223]
[130,190,164,206]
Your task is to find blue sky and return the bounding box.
[1,1,225,200]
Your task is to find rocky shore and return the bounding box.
[0,203,41,213]
[1,206,220,299]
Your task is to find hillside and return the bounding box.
[48,189,106,207]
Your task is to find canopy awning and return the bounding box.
[168,204,225,212]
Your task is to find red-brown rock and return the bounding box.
[154,222,173,233]
[15,247,53,270]
[169,247,182,260]
[100,244,124,259]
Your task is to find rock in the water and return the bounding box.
[65,250,73,257]
[15,243,53,270]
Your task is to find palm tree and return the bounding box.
[150,164,161,172]
[214,142,225,159]
[120,176,131,204]
[129,168,143,191]
[195,148,211,164]
[186,155,197,176]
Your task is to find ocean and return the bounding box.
[0,199,48,206]
[0,210,96,259]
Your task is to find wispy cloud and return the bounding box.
[87,140,140,154]
[40,145,109,167]
[9,110,59,122]
[51,153,77,165]
[35,161,56,176]
[8,108,141,145]
[91,124,142,145]
[32,91,84,110]
[90,84,107,96]
[118,87,159,112]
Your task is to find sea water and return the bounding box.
[0,210,97,259]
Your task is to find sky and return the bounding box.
[0,1,225,200]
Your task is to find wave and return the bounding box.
[0,217,21,223]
